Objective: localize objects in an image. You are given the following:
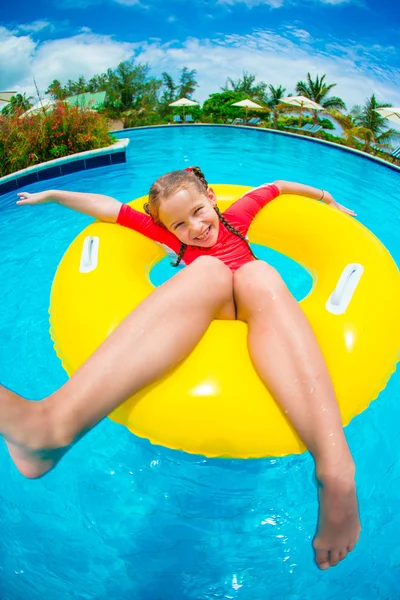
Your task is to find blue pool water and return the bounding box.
[0,126,399,599]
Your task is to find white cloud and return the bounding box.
[1,25,398,111]
[136,31,399,108]
[17,21,53,33]
[79,26,92,33]
[0,27,37,91]
[0,28,135,98]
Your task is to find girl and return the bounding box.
[1,167,360,571]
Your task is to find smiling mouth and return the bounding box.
[194,226,211,241]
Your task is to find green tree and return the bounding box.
[64,75,88,97]
[222,72,267,102]
[202,90,267,123]
[325,109,369,148]
[105,61,161,112]
[350,95,399,152]
[265,84,286,128]
[160,72,177,104]
[87,73,109,93]
[178,67,198,99]
[46,80,68,100]
[296,73,346,123]
[1,93,33,116]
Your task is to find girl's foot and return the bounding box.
[0,385,67,479]
[313,468,361,569]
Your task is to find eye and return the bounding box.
[194,206,204,214]
[174,222,184,230]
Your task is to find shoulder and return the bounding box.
[225,183,280,218]
[116,204,180,250]
[222,184,280,233]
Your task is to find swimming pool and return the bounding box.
[0,126,399,599]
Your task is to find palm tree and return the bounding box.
[326,99,400,153]
[46,80,68,100]
[1,93,33,117]
[296,73,346,123]
[265,84,286,128]
[325,109,370,148]
[350,94,399,152]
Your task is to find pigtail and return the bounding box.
[172,243,188,267]
[189,167,208,190]
[214,206,258,260]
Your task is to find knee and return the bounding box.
[234,261,287,303]
[191,256,233,296]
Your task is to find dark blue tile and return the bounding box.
[0,178,18,197]
[16,172,39,188]
[111,151,126,165]
[61,159,85,175]
[38,166,62,181]
[85,154,111,169]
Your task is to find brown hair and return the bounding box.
[144,166,257,267]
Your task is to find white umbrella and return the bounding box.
[280,95,324,125]
[0,91,17,105]
[375,107,400,126]
[169,97,199,120]
[20,98,55,118]
[232,98,263,121]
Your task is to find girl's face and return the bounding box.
[158,185,220,247]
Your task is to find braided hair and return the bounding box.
[144,166,257,267]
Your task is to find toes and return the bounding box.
[339,549,348,562]
[315,549,330,570]
[329,550,341,567]
[347,543,356,552]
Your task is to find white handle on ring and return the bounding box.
[326,263,364,315]
[79,236,99,273]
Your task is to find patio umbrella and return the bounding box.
[169,97,199,120]
[280,95,324,125]
[20,98,55,118]
[0,91,17,105]
[232,98,263,122]
[375,107,400,126]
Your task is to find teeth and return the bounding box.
[196,227,210,240]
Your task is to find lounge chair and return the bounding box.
[247,117,261,126]
[232,118,244,125]
[308,125,322,134]
[185,115,194,123]
[392,145,400,159]
[372,144,400,161]
[173,115,182,123]
[284,123,313,132]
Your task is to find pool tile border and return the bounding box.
[0,138,129,197]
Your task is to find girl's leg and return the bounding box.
[1,256,235,479]
[233,261,360,570]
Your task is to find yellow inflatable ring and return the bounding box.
[50,185,400,458]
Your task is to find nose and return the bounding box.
[188,217,202,237]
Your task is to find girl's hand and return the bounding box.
[16,191,52,206]
[323,191,357,217]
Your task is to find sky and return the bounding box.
[1,0,399,110]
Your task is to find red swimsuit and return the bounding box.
[117,184,280,271]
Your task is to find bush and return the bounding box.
[0,102,114,177]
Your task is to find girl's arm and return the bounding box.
[16,190,122,223]
[273,180,356,216]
